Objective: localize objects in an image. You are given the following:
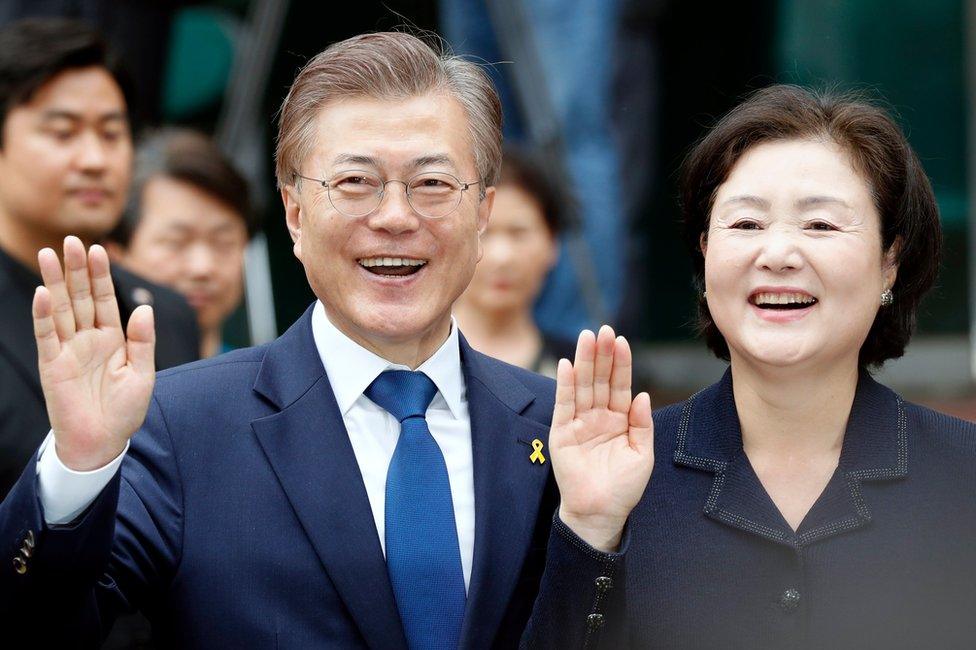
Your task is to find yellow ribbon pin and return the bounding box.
[529,439,546,464]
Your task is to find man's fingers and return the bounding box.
[37,247,75,340]
[628,392,654,455]
[89,245,121,330]
[608,335,634,413]
[552,358,576,428]
[125,305,156,378]
[32,286,61,364]
[592,325,615,408]
[63,236,95,330]
[573,330,595,412]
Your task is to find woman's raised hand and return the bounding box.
[549,325,654,552]
[33,236,156,471]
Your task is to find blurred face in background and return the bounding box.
[461,182,558,316]
[0,66,132,244]
[115,175,249,332]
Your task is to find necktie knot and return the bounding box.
[365,370,438,422]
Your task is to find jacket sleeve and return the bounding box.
[0,392,184,646]
[520,513,629,649]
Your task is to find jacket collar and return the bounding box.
[673,368,908,547]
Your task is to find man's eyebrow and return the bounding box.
[410,154,455,169]
[333,153,379,168]
[796,195,851,209]
[39,109,128,123]
[718,195,770,209]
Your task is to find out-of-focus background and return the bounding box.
[4,0,973,415]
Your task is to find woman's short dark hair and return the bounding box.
[0,17,133,143]
[109,128,256,245]
[499,145,565,236]
[680,84,942,368]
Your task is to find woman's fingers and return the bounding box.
[552,358,576,428]
[63,236,95,330]
[592,325,615,408]
[608,335,634,413]
[573,330,596,412]
[37,247,75,341]
[89,245,121,330]
[628,392,654,455]
[32,286,61,364]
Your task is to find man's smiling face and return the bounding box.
[282,92,492,359]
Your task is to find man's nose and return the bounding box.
[365,181,422,235]
[75,130,109,172]
[186,242,216,278]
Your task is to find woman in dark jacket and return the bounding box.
[524,85,976,649]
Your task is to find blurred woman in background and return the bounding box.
[454,146,572,376]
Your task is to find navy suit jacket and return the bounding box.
[0,306,557,648]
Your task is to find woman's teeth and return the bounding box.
[751,292,818,309]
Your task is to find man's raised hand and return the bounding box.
[549,325,654,552]
[33,236,156,471]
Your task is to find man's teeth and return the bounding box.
[752,292,817,305]
[358,257,427,268]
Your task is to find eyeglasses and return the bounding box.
[293,170,483,219]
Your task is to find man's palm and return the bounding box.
[34,238,155,471]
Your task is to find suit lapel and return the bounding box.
[458,338,553,648]
[250,307,407,650]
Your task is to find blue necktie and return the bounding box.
[365,370,466,650]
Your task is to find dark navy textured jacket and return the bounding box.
[0,305,558,648]
[523,369,976,649]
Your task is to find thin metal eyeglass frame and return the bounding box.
[292,170,483,219]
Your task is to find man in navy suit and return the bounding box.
[0,32,568,647]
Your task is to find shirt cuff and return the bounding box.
[35,431,129,525]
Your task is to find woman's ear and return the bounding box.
[883,236,901,290]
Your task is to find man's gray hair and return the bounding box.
[275,32,502,190]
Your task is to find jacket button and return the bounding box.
[12,556,26,575]
[780,587,801,612]
[595,576,613,592]
[587,613,605,630]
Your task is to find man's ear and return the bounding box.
[883,236,901,290]
[281,184,303,260]
[475,185,494,262]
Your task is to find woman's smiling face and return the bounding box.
[703,138,898,371]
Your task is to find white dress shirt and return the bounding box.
[37,300,476,589]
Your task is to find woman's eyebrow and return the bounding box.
[796,195,852,209]
[718,195,770,210]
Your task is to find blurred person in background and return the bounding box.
[0,18,198,501]
[522,85,976,648]
[453,146,570,376]
[106,129,255,358]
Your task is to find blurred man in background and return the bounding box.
[0,18,199,497]
[107,129,255,358]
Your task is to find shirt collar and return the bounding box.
[310,300,464,418]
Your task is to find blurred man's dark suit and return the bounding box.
[0,245,199,500]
